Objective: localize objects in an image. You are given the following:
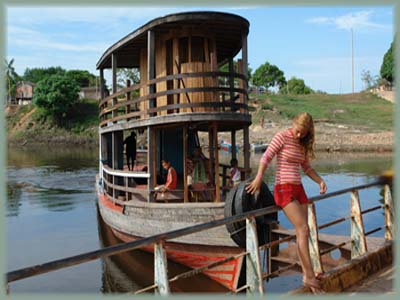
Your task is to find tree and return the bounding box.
[281,77,313,95]
[380,42,394,87]
[33,75,80,123]
[23,66,66,83]
[361,70,375,90]
[251,62,286,90]
[66,70,97,88]
[4,58,20,104]
[117,68,141,87]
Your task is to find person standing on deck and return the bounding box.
[246,112,327,294]
[123,131,137,171]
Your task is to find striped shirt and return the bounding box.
[260,129,313,185]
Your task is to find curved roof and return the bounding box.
[96,11,249,69]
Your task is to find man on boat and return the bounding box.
[123,131,137,171]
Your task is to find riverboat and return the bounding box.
[95,11,276,291]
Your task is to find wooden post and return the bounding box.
[350,190,367,258]
[112,53,117,120]
[208,127,214,184]
[147,126,156,202]
[229,58,235,112]
[241,30,248,105]
[231,130,236,160]
[126,79,131,115]
[307,203,323,274]
[148,30,156,117]
[243,127,250,179]
[154,242,170,295]
[99,68,104,100]
[183,126,189,203]
[384,184,394,240]
[246,217,264,294]
[213,123,220,202]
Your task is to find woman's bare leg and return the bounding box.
[282,200,321,290]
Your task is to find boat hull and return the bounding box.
[97,190,244,291]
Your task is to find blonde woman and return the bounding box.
[246,112,327,293]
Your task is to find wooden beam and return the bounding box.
[213,123,220,202]
[243,126,250,179]
[307,203,323,274]
[147,126,155,202]
[229,58,235,112]
[112,53,118,119]
[350,191,367,258]
[384,185,394,240]
[231,130,236,160]
[148,30,156,116]
[183,126,189,203]
[100,68,105,99]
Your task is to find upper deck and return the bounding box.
[96,11,251,133]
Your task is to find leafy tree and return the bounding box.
[4,58,21,103]
[281,77,313,94]
[251,62,286,90]
[33,75,80,124]
[66,70,97,88]
[380,42,394,86]
[23,66,66,83]
[117,68,141,87]
[361,70,375,90]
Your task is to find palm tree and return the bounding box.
[4,58,19,105]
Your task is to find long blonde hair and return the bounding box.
[293,112,315,160]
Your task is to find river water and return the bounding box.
[6,145,393,293]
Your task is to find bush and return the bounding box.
[33,75,80,124]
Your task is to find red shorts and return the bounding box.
[273,183,309,208]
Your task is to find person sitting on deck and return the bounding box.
[188,147,213,201]
[154,159,177,196]
[123,131,137,171]
[229,158,241,187]
[190,146,211,187]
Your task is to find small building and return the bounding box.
[79,86,102,100]
[15,81,35,105]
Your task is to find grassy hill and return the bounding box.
[6,98,99,145]
[6,92,394,145]
[250,92,393,131]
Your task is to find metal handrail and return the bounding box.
[6,178,392,292]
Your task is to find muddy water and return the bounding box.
[6,145,392,293]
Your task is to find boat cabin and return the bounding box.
[97,11,251,203]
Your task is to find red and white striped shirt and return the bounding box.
[260,128,313,185]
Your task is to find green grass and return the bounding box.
[250,92,393,131]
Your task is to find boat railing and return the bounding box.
[6,177,393,295]
[99,71,249,128]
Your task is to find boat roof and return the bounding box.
[96,11,249,69]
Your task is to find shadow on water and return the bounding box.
[96,205,229,294]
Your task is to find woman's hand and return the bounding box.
[246,176,262,195]
[319,180,327,194]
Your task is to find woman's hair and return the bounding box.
[293,112,315,160]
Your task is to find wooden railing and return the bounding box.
[99,71,249,127]
[6,177,393,295]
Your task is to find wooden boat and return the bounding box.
[251,142,268,153]
[220,141,239,153]
[95,11,269,291]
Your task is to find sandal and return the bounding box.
[303,277,325,294]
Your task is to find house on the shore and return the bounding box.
[79,86,103,100]
[15,81,35,105]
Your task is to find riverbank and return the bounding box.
[6,92,394,152]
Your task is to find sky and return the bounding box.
[6,5,394,94]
